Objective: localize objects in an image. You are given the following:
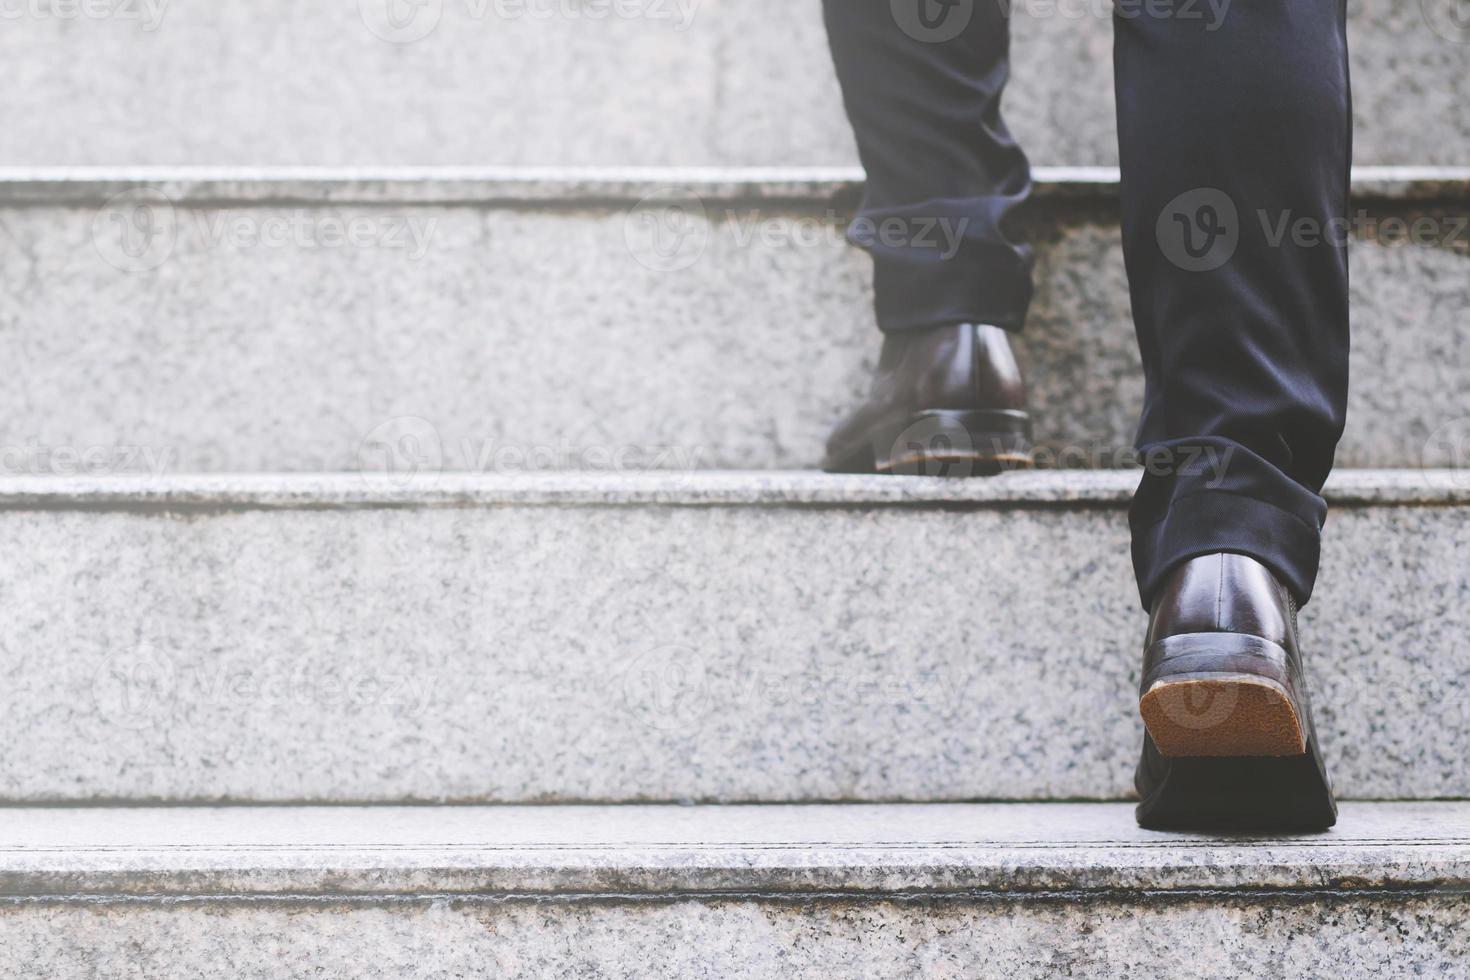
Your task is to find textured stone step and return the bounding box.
[2,168,1467,474]
[0,802,1465,978]
[0,0,1464,168]
[1,470,1466,804]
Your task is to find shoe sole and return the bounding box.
[1134,739,1338,832]
[824,409,1034,477]
[1139,675,1306,758]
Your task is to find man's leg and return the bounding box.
[823,0,1033,333]
[1117,0,1352,831]
[1116,0,1352,607]
[821,0,1035,475]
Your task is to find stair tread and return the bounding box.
[2,166,1467,203]
[2,803,1466,898]
[0,469,1464,509]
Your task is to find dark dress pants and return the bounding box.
[823,0,1352,607]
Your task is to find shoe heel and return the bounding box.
[1139,633,1307,759]
[1135,734,1338,832]
[876,410,1033,477]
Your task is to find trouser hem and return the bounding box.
[1131,489,1323,611]
[871,257,1032,335]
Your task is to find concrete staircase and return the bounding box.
[0,803,1465,978]
[2,1,1469,976]
[2,167,1468,473]
[1,469,1467,804]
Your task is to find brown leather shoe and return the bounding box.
[822,323,1032,477]
[1134,553,1337,831]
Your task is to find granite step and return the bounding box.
[0,802,1465,978]
[2,168,1468,475]
[0,0,1464,168]
[2,469,1466,804]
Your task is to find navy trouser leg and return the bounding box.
[1116,1,1353,608]
[821,0,1034,333]
[824,2,1351,608]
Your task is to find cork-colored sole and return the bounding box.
[824,409,1033,478]
[875,450,1033,477]
[1140,675,1307,758]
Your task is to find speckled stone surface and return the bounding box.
[2,898,1465,980]
[0,803,1464,979]
[0,0,1464,168]
[0,471,1464,803]
[0,802,1465,895]
[3,166,1466,205]
[0,469,1461,509]
[1,181,1468,474]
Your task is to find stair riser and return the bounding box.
[0,0,1464,166]
[0,897,1463,979]
[3,193,1468,473]
[2,487,1465,802]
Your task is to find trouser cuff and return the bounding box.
[854,196,1033,334]
[1131,489,1324,611]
